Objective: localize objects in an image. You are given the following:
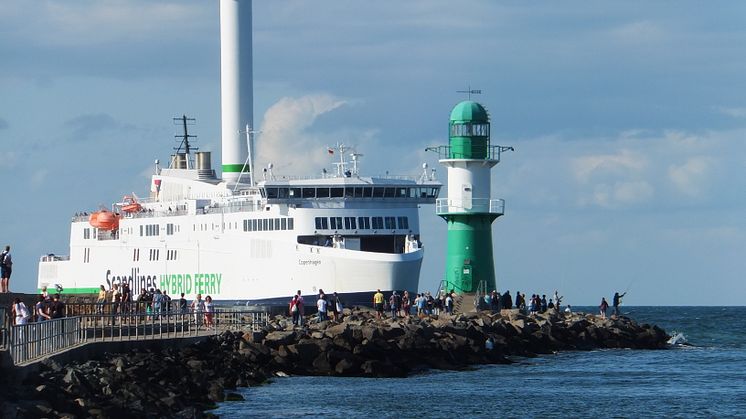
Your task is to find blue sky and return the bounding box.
[1,1,745,305]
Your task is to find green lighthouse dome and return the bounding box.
[448,101,490,159]
[449,100,489,123]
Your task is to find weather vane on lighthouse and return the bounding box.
[456,86,482,100]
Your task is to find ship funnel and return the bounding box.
[220,0,253,183]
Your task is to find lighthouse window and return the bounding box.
[385,217,396,230]
[358,217,370,230]
[330,217,342,230]
[397,188,408,198]
[344,188,354,198]
[330,187,344,198]
[266,188,278,199]
[281,218,287,230]
[397,216,409,229]
[166,223,174,235]
[252,219,258,231]
[344,217,357,230]
[409,188,418,198]
[384,188,396,198]
[353,187,364,197]
[372,217,384,230]
[302,188,315,198]
[316,188,330,198]
[373,187,384,198]
[84,228,91,239]
[288,218,294,230]
[262,219,269,231]
[140,225,144,236]
[278,188,289,198]
[289,188,301,198]
[274,218,281,230]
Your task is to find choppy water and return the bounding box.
[213,307,746,418]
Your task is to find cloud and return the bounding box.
[63,113,132,142]
[715,106,746,119]
[572,149,647,183]
[668,157,711,197]
[256,94,348,175]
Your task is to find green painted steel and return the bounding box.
[449,101,490,159]
[449,101,489,123]
[440,213,498,293]
[222,163,251,173]
[37,287,99,294]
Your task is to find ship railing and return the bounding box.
[435,198,505,215]
[265,174,420,182]
[40,254,70,262]
[8,317,84,365]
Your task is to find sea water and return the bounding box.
[213,307,746,418]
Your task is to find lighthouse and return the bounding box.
[428,100,513,294]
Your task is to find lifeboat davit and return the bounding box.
[121,195,142,213]
[89,210,120,230]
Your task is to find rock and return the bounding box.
[225,392,245,401]
[263,331,297,348]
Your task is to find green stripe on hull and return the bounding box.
[37,287,99,294]
[441,214,497,293]
[222,163,250,173]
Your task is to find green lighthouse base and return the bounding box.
[440,213,498,293]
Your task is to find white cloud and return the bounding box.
[668,157,711,197]
[572,149,647,183]
[716,106,746,119]
[10,1,205,47]
[613,180,654,204]
[256,94,348,176]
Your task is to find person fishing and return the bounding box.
[612,291,627,317]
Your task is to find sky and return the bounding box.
[1,0,745,305]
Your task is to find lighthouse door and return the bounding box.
[461,183,473,210]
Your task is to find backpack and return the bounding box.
[0,251,8,267]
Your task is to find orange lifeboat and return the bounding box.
[121,195,142,213]
[89,210,120,230]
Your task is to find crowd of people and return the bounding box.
[10,292,66,325]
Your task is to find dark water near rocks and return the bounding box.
[213,306,746,418]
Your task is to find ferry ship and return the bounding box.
[36,0,441,306]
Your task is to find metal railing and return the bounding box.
[435,198,505,215]
[0,307,8,349]
[9,317,84,365]
[7,308,268,365]
[425,145,513,161]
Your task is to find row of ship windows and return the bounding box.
[314,216,409,231]
[243,217,295,232]
[264,186,439,200]
[82,248,178,264]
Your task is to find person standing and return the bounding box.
[50,294,66,319]
[599,297,609,319]
[332,292,344,321]
[316,293,328,322]
[445,292,454,315]
[191,293,205,325]
[373,289,384,319]
[401,291,410,317]
[179,293,188,313]
[612,292,627,317]
[389,291,400,319]
[289,295,300,326]
[35,295,51,322]
[204,296,214,328]
[296,290,305,325]
[1,245,12,293]
[12,298,31,325]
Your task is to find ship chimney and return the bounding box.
[220,0,253,183]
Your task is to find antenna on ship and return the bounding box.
[172,115,197,169]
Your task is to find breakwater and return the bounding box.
[0,307,668,418]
